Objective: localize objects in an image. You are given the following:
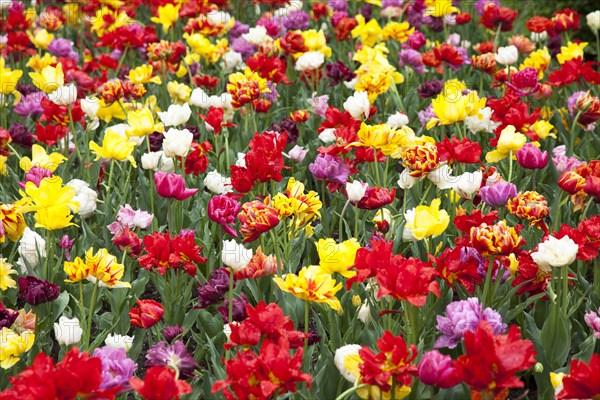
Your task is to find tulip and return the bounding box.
[495,45,519,65]
[105,333,135,352]
[418,350,460,388]
[221,240,252,272]
[531,235,578,272]
[129,299,164,329]
[153,171,198,201]
[516,143,548,169]
[345,181,368,202]
[587,10,600,31]
[162,128,193,158]
[308,154,350,184]
[53,316,83,345]
[17,276,60,306]
[208,195,241,237]
[479,181,518,207]
[343,90,370,119]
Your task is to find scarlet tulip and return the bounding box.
[129,299,164,329]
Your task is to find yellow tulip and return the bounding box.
[27,29,54,50]
[89,129,137,166]
[0,328,35,369]
[0,258,17,291]
[151,3,181,33]
[425,0,459,17]
[26,52,57,72]
[65,248,131,288]
[19,144,67,173]
[20,176,79,231]
[485,125,527,163]
[520,47,551,79]
[0,58,23,96]
[29,63,64,93]
[126,108,164,137]
[557,41,588,64]
[300,29,332,58]
[427,81,486,129]
[351,15,382,47]
[353,122,416,156]
[0,199,28,243]
[316,238,361,278]
[273,265,342,311]
[381,22,415,43]
[406,198,450,240]
[128,65,162,85]
[167,81,191,104]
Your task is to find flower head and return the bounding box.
[274,265,343,311]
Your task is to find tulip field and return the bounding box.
[2,0,600,399]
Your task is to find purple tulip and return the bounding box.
[0,303,18,329]
[19,166,53,189]
[479,181,518,207]
[18,276,60,306]
[163,325,184,343]
[308,154,350,184]
[196,267,233,309]
[146,340,199,379]
[59,235,75,261]
[435,298,506,349]
[93,346,137,391]
[218,294,248,323]
[516,143,548,169]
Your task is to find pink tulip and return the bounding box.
[154,171,198,201]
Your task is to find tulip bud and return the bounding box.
[53,316,83,345]
[516,143,548,169]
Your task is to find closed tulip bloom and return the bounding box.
[346,181,369,202]
[129,299,164,329]
[418,350,460,388]
[495,45,518,65]
[479,181,518,207]
[53,316,83,345]
[516,143,548,169]
[153,171,198,201]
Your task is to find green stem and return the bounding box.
[86,280,100,350]
[304,301,309,351]
[373,147,381,187]
[561,265,569,311]
[106,160,115,206]
[335,384,368,400]
[338,200,351,242]
[269,230,284,273]
[354,206,359,240]
[67,104,82,163]
[569,110,583,156]
[45,230,54,281]
[227,265,234,325]
[507,151,513,183]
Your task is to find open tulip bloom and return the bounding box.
[2,2,600,400]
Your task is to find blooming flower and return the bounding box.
[93,346,137,391]
[129,366,192,400]
[584,308,600,339]
[238,200,280,243]
[222,239,252,272]
[531,235,579,272]
[64,247,131,288]
[19,144,66,173]
[418,350,460,388]
[146,340,199,379]
[435,298,506,349]
[308,154,350,184]
[404,198,450,241]
[274,265,343,311]
[316,238,361,278]
[18,276,60,306]
[89,129,137,167]
[0,258,17,291]
[0,328,35,369]
[485,125,528,163]
[20,176,79,231]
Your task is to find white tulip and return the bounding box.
[204,171,233,194]
[157,103,192,127]
[242,25,268,45]
[189,87,209,108]
[81,96,100,119]
[386,112,409,128]
[453,170,483,199]
[16,227,46,271]
[48,83,78,105]
[495,45,519,66]
[587,11,600,31]
[222,240,252,272]
[343,91,370,119]
[531,235,579,272]
[357,301,372,324]
[465,107,500,134]
[141,150,175,173]
[53,316,83,345]
[397,168,420,190]
[334,344,362,383]
[427,164,454,190]
[295,51,325,71]
[162,128,193,158]
[319,128,336,143]
[105,333,135,352]
[67,179,97,218]
[346,181,368,202]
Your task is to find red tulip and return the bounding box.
[130,366,192,400]
[129,299,164,329]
